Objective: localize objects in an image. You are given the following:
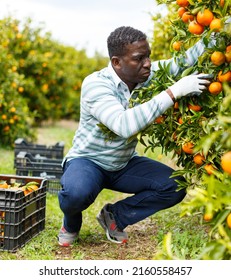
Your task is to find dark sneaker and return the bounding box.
[96,204,128,244]
[57,226,78,247]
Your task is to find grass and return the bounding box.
[0,120,210,260]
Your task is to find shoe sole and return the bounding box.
[58,241,73,247]
[57,230,78,247]
[96,213,128,244]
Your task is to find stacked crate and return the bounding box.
[14,138,64,194]
[0,175,47,252]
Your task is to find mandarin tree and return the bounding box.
[0,17,35,146]
[139,0,231,259]
[0,16,108,146]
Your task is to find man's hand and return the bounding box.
[168,73,213,99]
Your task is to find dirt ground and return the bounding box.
[53,218,160,260]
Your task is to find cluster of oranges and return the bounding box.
[181,137,221,176]
[174,0,231,95]
[0,180,39,196]
[1,106,19,134]
[174,0,231,97]
[180,125,231,176]
[176,0,224,36]
[153,1,231,178]
[209,46,231,95]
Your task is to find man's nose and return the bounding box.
[143,57,151,68]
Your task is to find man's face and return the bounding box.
[112,39,151,91]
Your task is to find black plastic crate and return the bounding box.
[15,169,62,195]
[14,138,64,167]
[15,151,63,194]
[15,167,63,179]
[0,174,47,252]
[45,179,61,195]
[16,171,62,194]
[15,151,63,172]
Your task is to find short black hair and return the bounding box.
[107,26,147,58]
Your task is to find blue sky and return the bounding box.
[0,0,161,56]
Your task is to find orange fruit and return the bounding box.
[21,184,39,196]
[209,18,222,32]
[176,0,189,7]
[9,107,16,113]
[227,213,231,229]
[172,41,182,51]
[3,126,10,132]
[225,51,231,63]
[21,186,30,196]
[188,21,204,35]
[210,51,226,66]
[221,151,231,175]
[226,45,231,52]
[174,101,179,110]
[178,117,183,124]
[182,12,194,23]
[155,115,165,124]
[203,213,213,222]
[218,70,231,82]
[178,7,187,18]
[193,153,205,165]
[182,142,194,154]
[225,45,231,52]
[204,164,216,175]
[11,66,17,72]
[187,103,202,111]
[225,46,231,63]
[16,33,22,39]
[208,82,222,95]
[220,0,225,7]
[18,86,24,93]
[197,9,214,26]
[0,181,9,189]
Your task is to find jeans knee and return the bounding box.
[173,186,186,203]
[59,187,94,214]
[157,176,186,207]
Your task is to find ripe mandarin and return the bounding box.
[221,151,231,175]
[208,82,222,95]
[197,9,214,26]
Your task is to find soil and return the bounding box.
[53,218,159,260]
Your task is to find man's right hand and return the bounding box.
[168,73,213,99]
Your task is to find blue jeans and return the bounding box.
[58,156,186,233]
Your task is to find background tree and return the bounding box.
[0,16,108,147]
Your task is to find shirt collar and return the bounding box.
[108,62,124,88]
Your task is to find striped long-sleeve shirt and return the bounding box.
[64,39,207,171]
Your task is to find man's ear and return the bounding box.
[111,56,121,69]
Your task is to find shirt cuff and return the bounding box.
[154,90,174,112]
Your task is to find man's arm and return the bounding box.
[83,80,173,139]
[151,38,211,75]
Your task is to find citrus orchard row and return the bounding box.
[0,17,107,147]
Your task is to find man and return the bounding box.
[58,26,212,246]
